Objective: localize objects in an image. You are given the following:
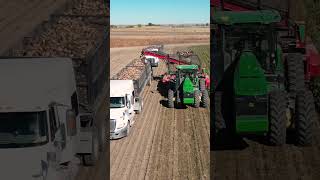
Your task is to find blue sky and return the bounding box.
[110,0,209,25]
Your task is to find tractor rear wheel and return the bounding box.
[201,90,209,108]
[268,91,287,146]
[200,78,206,91]
[295,89,315,146]
[286,53,305,96]
[194,90,200,108]
[168,89,174,108]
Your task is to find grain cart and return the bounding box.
[211,9,316,146]
[167,65,209,108]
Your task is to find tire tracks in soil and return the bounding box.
[110,61,210,180]
[211,114,320,180]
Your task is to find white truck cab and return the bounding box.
[0,58,98,180]
[142,55,159,67]
[110,80,142,139]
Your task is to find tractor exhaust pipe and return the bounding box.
[257,0,261,9]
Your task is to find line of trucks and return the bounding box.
[110,45,210,139]
[0,1,109,179]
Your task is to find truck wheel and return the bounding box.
[295,90,315,146]
[83,129,99,166]
[286,53,305,96]
[201,90,209,108]
[200,78,206,91]
[168,89,174,108]
[268,91,287,146]
[194,90,200,108]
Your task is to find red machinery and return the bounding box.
[141,47,210,88]
[141,50,190,65]
[211,0,320,82]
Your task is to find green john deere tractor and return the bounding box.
[167,64,209,108]
[212,9,316,146]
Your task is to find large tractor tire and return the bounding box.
[268,91,287,146]
[194,90,201,108]
[295,90,315,146]
[201,90,209,108]
[200,78,206,91]
[168,89,174,108]
[286,53,305,96]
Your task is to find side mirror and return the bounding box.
[66,110,77,136]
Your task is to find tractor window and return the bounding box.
[222,24,276,71]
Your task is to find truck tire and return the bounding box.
[200,78,206,91]
[286,53,305,96]
[201,90,209,108]
[168,89,174,108]
[194,90,200,108]
[295,90,315,146]
[268,91,287,146]
[83,128,99,166]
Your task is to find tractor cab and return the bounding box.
[213,10,283,88]
[176,65,199,86]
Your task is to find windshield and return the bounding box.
[110,97,125,108]
[0,111,48,148]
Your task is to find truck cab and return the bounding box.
[142,55,159,67]
[0,58,99,180]
[110,80,142,139]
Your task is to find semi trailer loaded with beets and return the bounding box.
[110,59,152,139]
[211,4,316,148]
[0,3,109,179]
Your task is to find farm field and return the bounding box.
[110,45,210,179]
[110,26,209,48]
[190,45,210,73]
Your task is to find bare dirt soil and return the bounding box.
[211,118,320,180]
[110,45,210,179]
[110,26,209,48]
